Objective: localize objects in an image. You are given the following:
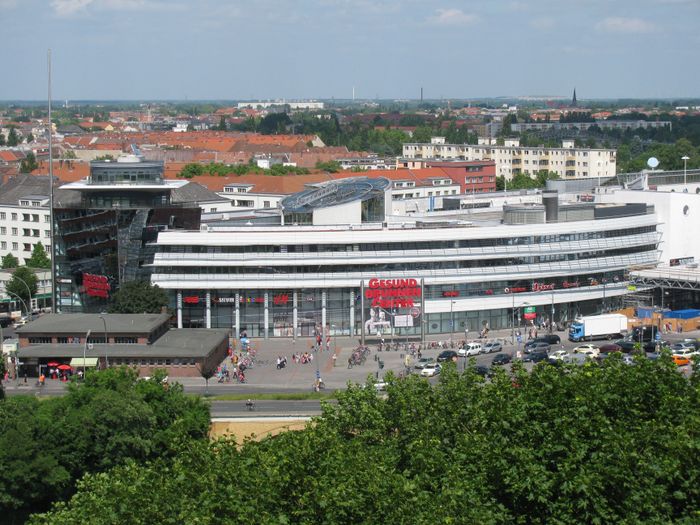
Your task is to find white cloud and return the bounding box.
[428,8,478,26]
[50,0,177,16]
[596,16,656,33]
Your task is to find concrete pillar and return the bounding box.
[235,292,240,339]
[321,290,327,336]
[264,292,269,339]
[176,291,182,329]
[205,291,211,329]
[293,291,298,341]
[349,289,355,337]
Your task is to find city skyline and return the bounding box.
[1,0,699,101]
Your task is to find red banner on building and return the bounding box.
[83,273,110,299]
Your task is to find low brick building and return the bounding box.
[15,313,228,378]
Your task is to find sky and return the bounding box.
[0,0,699,101]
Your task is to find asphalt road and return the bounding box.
[210,399,327,418]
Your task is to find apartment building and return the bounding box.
[402,137,617,180]
[0,175,52,265]
[511,120,671,133]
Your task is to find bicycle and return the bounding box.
[245,399,255,411]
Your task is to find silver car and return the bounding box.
[482,341,503,353]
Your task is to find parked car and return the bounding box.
[459,342,482,357]
[414,357,435,370]
[437,350,458,362]
[536,334,561,345]
[548,349,570,361]
[491,353,512,366]
[598,343,623,354]
[522,350,549,363]
[466,364,491,377]
[614,339,637,353]
[671,342,697,352]
[575,347,600,359]
[672,355,691,367]
[671,348,700,360]
[420,363,442,377]
[482,341,503,353]
[524,342,550,354]
[12,317,27,329]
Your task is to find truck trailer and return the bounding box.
[568,314,628,342]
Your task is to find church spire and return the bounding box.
[572,88,577,108]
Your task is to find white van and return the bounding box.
[459,342,482,357]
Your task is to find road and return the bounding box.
[210,399,327,418]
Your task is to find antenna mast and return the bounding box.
[48,49,57,313]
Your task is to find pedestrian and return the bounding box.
[332,354,337,367]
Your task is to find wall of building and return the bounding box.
[0,204,51,264]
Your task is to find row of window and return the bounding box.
[154,244,658,275]
[0,227,50,237]
[27,336,139,344]
[0,212,49,223]
[0,241,50,252]
[110,358,198,366]
[160,226,657,255]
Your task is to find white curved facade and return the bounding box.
[150,210,660,338]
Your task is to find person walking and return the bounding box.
[332,353,337,367]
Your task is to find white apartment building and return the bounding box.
[0,175,52,265]
[402,137,617,180]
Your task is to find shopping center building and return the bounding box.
[148,176,660,339]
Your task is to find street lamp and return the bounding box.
[6,290,29,319]
[83,329,91,378]
[98,315,108,368]
[511,295,530,344]
[682,155,690,187]
[449,299,456,345]
[7,275,34,321]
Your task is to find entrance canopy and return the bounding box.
[69,357,99,368]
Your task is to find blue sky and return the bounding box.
[1,0,698,100]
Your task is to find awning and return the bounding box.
[69,357,99,368]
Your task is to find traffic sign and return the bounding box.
[410,307,421,318]
[655,332,661,341]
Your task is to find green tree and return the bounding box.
[1,253,19,269]
[30,356,700,524]
[216,115,227,131]
[259,112,292,134]
[7,127,19,147]
[20,152,39,173]
[0,132,5,146]
[177,163,205,179]
[7,266,38,313]
[26,242,51,269]
[93,154,115,162]
[63,150,77,160]
[411,125,433,143]
[315,160,341,173]
[108,281,169,314]
[26,132,35,143]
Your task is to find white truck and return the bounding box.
[568,314,628,342]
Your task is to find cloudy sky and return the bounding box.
[1,0,698,100]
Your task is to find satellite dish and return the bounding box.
[647,157,659,169]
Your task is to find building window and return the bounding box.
[115,336,138,344]
[11,213,17,221]
[28,336,52,344]
[44,215,50,223]
[0,227,5,235]
[32,230,39,237]
[12,242,18,250]
[23,229,30,236]
[22,214,30,222]
[0,213,5,220]
[263,201,270,208]
[32,214,39,222]
[12,228,17,236]
[23,243,31,252]
[1,242,5,250]
[44,230,50,238]
[20,201,29,206]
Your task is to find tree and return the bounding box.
[216,115,227,131]
[1,368,210,521]
[20,152,39,173]
[1,253,19,269]
[7,267,38,313]
[29,356,700,524]
[7,127,19,147]
[315,160,341,173]
[108,281,169,314]
[259,112,292,134]
[0,132,5,146]
[26,242,51,269]
[26,132,35,143]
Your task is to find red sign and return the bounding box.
[504,287,527,294]
[365,278,421,308]
[562,281,580,288]
[442,290,459,298]
[532,282,555,292]
[83,273,110,298]
[273,294,289,305]
[183,296,200,304]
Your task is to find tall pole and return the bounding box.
[10,274,34,321]
[682,155,689,187]
[48,49,57,314]
[83,329,91,377]
[550,289,554,334]
[99,315,108,367]
[511,293,515,344]
[449,299,454,345]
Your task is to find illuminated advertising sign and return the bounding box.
[83,273,110,299]
[532,282,555,292]
[364,278,421,308]
[442,290,459,298]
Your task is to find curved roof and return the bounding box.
[280,176,390,213]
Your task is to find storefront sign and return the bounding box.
[183,296,200,304]
[273,294,289,305]
[504,287,527,294]
[215,297,237,304]
[365,278,421,308]
[523,306,537,320]
[532,282,555,292]
[83,273,110,299]
[442,290,459,298]
[562,281,580,288]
